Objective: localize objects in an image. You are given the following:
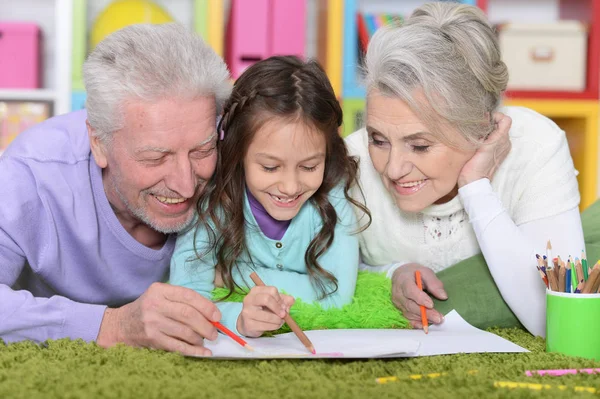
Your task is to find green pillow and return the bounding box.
[432,254,523,329]
[582,200,600,262]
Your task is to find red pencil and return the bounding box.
[415,271,429,334]
[211,321,254,351]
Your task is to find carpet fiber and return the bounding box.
[2,329,600,399]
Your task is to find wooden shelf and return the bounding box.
[504,99,599,209]
[505,89,598,101]
[337,0,486,100]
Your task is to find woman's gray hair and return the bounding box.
[365,2,508,146]
[83,23,231,142]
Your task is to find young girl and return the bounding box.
[170,56,370,338]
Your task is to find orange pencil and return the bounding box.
[210,321,254,352]
[249,272,316,354]
[415,271,429,334]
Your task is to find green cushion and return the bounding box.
[582,200,600,261]
[432,254,524,329]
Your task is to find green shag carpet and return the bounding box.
[3,271,600,398]
[2,330,600,399]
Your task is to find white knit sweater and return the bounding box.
[345,106,581,270]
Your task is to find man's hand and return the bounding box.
[236,286,295,338]
[96,282,220,356]
[391,263,447,329]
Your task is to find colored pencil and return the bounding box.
[569,256,577,293]
[494,381,597,394]
[210,321,254,351]
[546,264,559,291]
[552,257,560,284]
[575,258,585,286]
[525,368,600,377]
[545,241,559,285]
[415,270,429,334]
[249,271,315,354]
[582,250,589,281]
[376,370,478,384]
[583,263,600,293]
[535,255,548,288]
[557,261,566,293]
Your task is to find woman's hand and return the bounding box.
[458,113,512,188]
[236,286,295,337]
[391,263,447,329]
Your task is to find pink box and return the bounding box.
[270,0,306,57]
[225,0,306,79]
[0,22,41,89]
[226,0,270,79]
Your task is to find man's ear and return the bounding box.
[87,119,108,168]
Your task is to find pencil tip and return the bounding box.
[245,344,255,352]
[423,326,429,334]
[547,240,552,249]
[310,347,316,355]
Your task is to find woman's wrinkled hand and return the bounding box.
[391,263,447,329]
[458,113,512,188]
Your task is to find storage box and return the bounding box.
[499,22,587,92]
[0,22,42,89]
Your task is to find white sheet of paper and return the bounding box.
[203,329,421,359]
[385,310,529,357]
[200,310,528,359]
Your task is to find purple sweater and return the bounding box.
[0,110,176,343]
[247,189,290,241]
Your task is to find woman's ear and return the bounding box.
[87,120,108,168]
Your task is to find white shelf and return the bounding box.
[0,0,73,115]
[0,89,56,103]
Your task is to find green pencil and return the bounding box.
[582,250,589,281]
[569,256,577,293]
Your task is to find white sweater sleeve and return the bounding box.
[459,178,584,337]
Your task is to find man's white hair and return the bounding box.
[83,23,231,142]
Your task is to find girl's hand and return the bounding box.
[458,113,512,188]
[391,263,447,329]
[236,286,295,337]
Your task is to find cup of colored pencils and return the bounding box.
[536,241,600,361]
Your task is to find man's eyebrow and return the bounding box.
[197,131,217,147]
[134,147,170,155]
[134,132,218,155]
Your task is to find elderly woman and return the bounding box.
[345,2,584,337]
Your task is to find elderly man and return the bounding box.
[0,23,231,356]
